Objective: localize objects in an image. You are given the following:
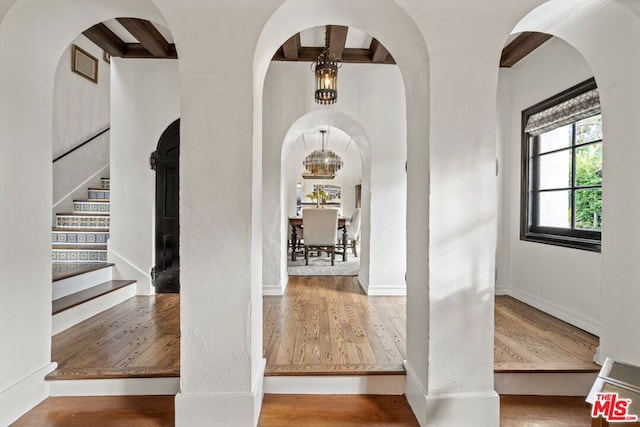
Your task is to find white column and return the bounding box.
[415,50,499,427]
[164,4,267,425]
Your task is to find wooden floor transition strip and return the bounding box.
[265,363,405,376]
[46,366,179,380]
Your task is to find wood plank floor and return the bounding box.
[48,277,598,380]
[13,394,594,426]
[495,296,600,372]
[263,276,406,375]
[49,295,179,380]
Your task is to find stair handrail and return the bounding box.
[53,126,110,163]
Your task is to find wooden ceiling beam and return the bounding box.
[122,44,178,59]
[326,25,348,59]
[82,23,126,57]
[500,32,553,67]
[116,18,170,58]
[272,47,396,64]
[282,33,301,60]
[370,38,389,63]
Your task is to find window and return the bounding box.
[521,78,602,252]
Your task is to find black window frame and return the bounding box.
[520,78,601,252]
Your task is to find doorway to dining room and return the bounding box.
[285,126,363,277]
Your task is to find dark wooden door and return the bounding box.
[153,119,180,293]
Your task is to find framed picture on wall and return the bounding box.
[71,44,98,83]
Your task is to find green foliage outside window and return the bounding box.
[574,115,602,230]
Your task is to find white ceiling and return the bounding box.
[102,19,175,44]
[299,26,372,49]
[298,126,357,153]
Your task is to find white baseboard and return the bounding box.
[264,375,406,395]
[593,346,605,365]
[262,286,284,296]
[176,359,265,427]
[495,372,596,396]
[405,361,500,427]
[498,285,600,336]
[49,377,179,396]
[494,285,510,296]
[405,361,428,427]
[359,276,406,296]
[0,363,56,426]
[107,249,152,295]
[358,275,369,293]
[52,283,136,335]
[424,390,499,427]
[52,266,113,299]
[366,286,407,296]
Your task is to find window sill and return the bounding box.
[521,232,601,253]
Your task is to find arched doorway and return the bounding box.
[152,118,180,293]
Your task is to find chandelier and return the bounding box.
[312,28,341,105]
[302,130,343,179]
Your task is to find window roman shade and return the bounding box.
[524,88,600,136]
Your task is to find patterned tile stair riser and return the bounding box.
[51,178,111,263]
[87,189,110,200]
[52,231,109,245]
[56,215,110,229]
[73,201,110,214]
[52,249,108,262]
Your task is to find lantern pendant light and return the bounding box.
[313,27,342,105]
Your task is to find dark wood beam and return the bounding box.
[116,18,170,58]
[370,38,389,63]
[326,25,348,59]
[272,46,396,64]
[122,44,178,59]
[282,33,301,60]
[500,32,553,68]
[82,23,126,57]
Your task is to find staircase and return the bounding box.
[51,178,137,336]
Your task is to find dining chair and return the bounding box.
[302,208,339,266]
[291,225,304,261]
[344,208,361,257]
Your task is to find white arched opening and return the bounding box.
[264,110,374,295]
[502,0,640,367]
[253,0,428,422]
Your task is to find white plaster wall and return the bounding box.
[262,61,406,295]
[53,34,110,158]
[0,1,171,424]
[109,59,180,295]
[52,35,110,215]
[497,37,601,335]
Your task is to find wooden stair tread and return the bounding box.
[73,199,110,203]
[87,187,111,191]
[56,212,110,217]
[52,280,136,315]
[52,262,114,282]
[52,227,110,232]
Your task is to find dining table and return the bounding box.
[289,216,349,262]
